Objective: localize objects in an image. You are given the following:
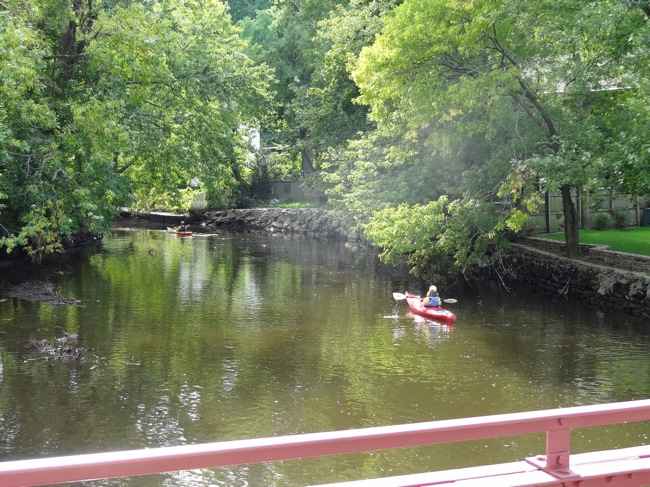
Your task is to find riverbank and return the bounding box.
[118,207,362,241]
[123,208,650,318]
[0,232,102,269]
[117,209,198,226]
[201,208,363,241]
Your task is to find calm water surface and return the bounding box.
[1,229,650,486]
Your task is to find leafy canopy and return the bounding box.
[1,0,271,258]
[345,0,650,269]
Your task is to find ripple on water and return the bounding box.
[0,229,649,486]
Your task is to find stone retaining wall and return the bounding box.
[503,243,650,318]
[520,237,594,255]
[521,237,650,274]
[201,208,362,241]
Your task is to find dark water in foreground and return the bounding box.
[1,229,650,486]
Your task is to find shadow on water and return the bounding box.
[0,228,649,486]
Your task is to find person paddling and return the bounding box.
[422,285,441,307]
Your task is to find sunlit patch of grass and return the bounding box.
[545,227,650,256]
[269,200,318,209]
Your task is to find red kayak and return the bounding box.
[405,293,456,324]
[167,227,193,237]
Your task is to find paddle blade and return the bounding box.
[443,298,458,304]
[392,292,407,301]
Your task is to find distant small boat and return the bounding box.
[167,227,193,237]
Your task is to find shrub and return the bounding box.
[364,196,508,276]
[611,210,627,229]
[592,212,611,230]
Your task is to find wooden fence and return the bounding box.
[528,190,647,233]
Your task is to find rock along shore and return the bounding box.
[201,208,363,241]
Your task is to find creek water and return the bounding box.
[1,229,649,486]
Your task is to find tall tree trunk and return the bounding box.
[544,190,551,233]
[561,185,579,258]
[490,27,582,256]
[56,0,95,94]
[608,188,614,213]
[301,147,314,175]
[59,20,78,86]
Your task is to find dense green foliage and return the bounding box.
[236,0,397,179]
[348,0,650,266]
[1,0,269,258]
[234,0,648,274]
[88,0,270,210]
[3,0,649,270]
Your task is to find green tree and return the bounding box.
[0,0,113,259]
[353,0,649,258]
[1,0,271,258]
[227,0,271,21]
[84,0,271,209]
[295,0,399,160]
[240,0,342,176]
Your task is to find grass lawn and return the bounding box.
[545,227,650,256]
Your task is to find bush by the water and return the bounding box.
[592,213,611,230]
[611,211,627,229]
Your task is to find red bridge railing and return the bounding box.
[3,399,650,486]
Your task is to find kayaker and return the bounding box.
[422,285,441,307]
[179,220,188,232]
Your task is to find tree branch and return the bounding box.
[488,22,559,149]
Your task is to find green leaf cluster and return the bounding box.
[237,0,397,180]
[365,195,510,276]
[1,0,271,258]
[333,0,650,271]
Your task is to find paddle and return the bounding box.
[392,292,457,305]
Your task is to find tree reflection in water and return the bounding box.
[0,229,649,486]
